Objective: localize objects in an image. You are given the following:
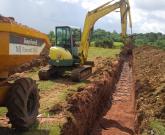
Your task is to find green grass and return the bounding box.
[39,124,61,135]
[149,120,165,135]
[113,42,124,48]
[25,68,40,79]
[48,81,87,103]
[38,81,56,91]
[10,123,61,135]
[90,41,123,48]
[88,47,121,59]
[39,80,87,114]
[0,107,7,117]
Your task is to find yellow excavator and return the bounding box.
[39,0,132,81]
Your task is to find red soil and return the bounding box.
[92,60,135,135]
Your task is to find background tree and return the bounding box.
[134,32,165,49]
[91,29,114,48]
[48,31,56,45]
[48,29,165,49]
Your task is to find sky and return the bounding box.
[0,0,165,34]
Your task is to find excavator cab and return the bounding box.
[56,26,81,57]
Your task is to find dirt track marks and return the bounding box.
[93,61,135,135]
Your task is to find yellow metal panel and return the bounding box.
[0,71,9,79]
[0,32,9,55]
[49,46,72,60]
[0,55,38,73]
[0,22,51,78]
[0,23,51,47]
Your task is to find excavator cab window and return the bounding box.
[71,28,81,57]
[56,26,81,57]
[71,28,81,47]
[56,27,71,49]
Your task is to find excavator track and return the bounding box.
[71,65,92,82]
[38,66,59,80]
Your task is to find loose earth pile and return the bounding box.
[133,46,165,134]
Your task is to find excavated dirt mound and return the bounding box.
[0,15,16,23]
[60,47,133,135]
[133,46,165,134]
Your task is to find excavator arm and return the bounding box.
[79,0,132,64]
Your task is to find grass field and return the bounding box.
[88,42,123,59]
[0,46,122,135]
[113,42,124,48]
[148,120,165,135]
[88,47,121,60]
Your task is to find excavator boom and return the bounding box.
[79,0,132,64]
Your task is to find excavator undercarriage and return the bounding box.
[39,0,132,82]
[39,63,93,82]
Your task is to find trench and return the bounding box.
[92,59,135,135]
[61,46,135,135]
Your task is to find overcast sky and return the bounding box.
[0,0,165,34]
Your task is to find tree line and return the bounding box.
[91,29,120,48]
[134,32,165,49]
[48,29,165,49]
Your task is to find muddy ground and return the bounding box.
[0,45,164,135]
[60,46,135,135]
[0,46,124,135]
[61,45,165,135]
[133,46,165,134]
[61,57,124,135]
